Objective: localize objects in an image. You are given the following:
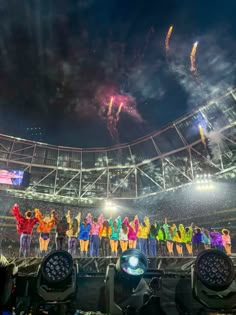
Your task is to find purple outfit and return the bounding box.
[192,232,202,244]
[210,232,223,251]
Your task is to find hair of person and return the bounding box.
[62,215,69,230]
[177,230,181,239]
[222,229,229,235]
[25,211,32,218]
[185,227,189,232]
[196,228,201,233]
[93,217,98,223]
[150,224,157,237]
[72,218,79,235]
[121,223,128,234]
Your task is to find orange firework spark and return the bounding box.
[116,102,123,121]
[198,124,206,147]
[107,96,114,115]
[165,25,173,53]
[190,41,198,73]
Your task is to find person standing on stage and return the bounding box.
[66,210,81,257]
[78,217,91,257]
[34,208,55,257]
[148,223,158,257]
[222,229,231,254]
[99,220,111,257]
[55,213,69,250]
[123,215,139,249]
[86,213,104,257]
[163,218,176,256]
[11,204,38,257]
[109,215,121,257]
[137,216,150,255]
[119,222,129,252]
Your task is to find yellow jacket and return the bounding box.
[173,224,185,243]
[66,212,81,237]
[137,217,150,239]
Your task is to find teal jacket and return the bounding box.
[109,217,121,240]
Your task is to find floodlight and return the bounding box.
[37,250,77,303]
[116,249,148,278]
[195,250,234,291]
[192,250,236,311]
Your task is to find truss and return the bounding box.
[0,88,235,205]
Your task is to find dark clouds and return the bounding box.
[0,0,235,147]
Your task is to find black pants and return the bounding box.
[101,237,110,257]
[56,235,66,250]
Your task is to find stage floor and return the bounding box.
[8,255,236,275]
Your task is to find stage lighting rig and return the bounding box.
[36,250,78,305]
[0,255,17,313]
[192,249,236,311]
[105,249,153,315]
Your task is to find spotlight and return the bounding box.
[37,250,77,304]
[105,249,150,315]
[116,249,148,278]
[192,250,236,310]
[0,255,17,311]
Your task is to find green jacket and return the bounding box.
[163,223,177,241]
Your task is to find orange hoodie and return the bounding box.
[35,208,55,233]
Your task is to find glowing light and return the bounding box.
[190,41,198,73]
[107,96,114,116]
[128,256,139,268]
[165,25,173,53]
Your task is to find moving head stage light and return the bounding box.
[37,250,77,304]
[192,249,236,311]
[105,249,160,315]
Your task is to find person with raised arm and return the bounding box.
[66,210,81,257]
[185,223,193,256]
[54,213,69,251]
[11,204,38,257]
[99,220,112,256]
[123,215,139,249]
[86,213,104,257]
[34,208,55,257]
[119,221,129,252]
[78,216,91,257]
[137,216,150,255]
[163,218,176,256]
[222,229,231,254]
[109,215,122,257]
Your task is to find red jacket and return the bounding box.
[12,204,38,235]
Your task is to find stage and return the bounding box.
[8,255,236,275]
[6,255,236,314]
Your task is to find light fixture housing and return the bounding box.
[116,249,148,278]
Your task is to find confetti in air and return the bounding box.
[190,41,198,74]
[165,25,173,54]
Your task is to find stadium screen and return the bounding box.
[0,170,30,187]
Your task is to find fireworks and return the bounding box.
[190,41,198,73]
[165,25,173,54]
[198,124,206,148]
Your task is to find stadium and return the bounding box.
[0,1,236,313]
[0,88,236,314]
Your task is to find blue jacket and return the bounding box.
[79,223,91,240]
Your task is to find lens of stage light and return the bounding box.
[128,256,139,268]
[117,249,148,277]
[42,250,73,284]
[195,250,235,291]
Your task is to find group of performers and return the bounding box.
[11,204,232,258]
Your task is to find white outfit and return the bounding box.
[119,228,129,241]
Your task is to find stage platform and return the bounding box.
[8,255,236,276]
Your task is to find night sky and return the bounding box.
[0,0,235,147]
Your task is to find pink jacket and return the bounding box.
[222,234,231,246]
[86,213,105,235]
[123,217,139,241]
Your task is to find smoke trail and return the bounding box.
[165,25,173,54]
[190,41,198,73]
